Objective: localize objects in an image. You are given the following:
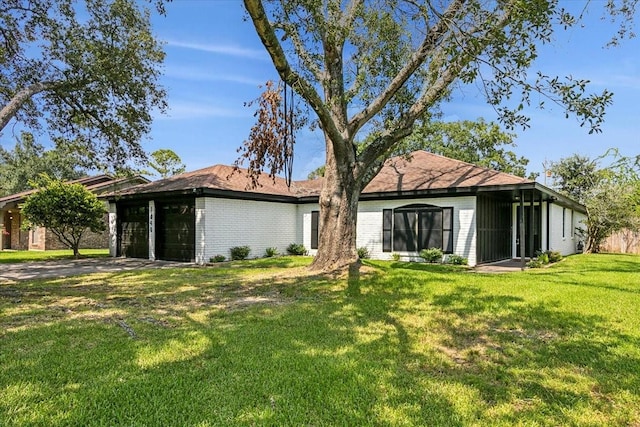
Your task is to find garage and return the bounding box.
[155,198,195,262]
[117,203,149,259]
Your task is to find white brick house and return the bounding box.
[106,151,586,266]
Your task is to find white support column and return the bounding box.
[108,202,117,257]
[148,200,156,261]
[195,197,206,264]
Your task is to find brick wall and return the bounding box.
[199,197,298,263]
[43,212,109,250]
[10,213,28,250]
[28,226,47,250]
[44,228,109,250]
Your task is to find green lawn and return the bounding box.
[1,254,639,426]
[0,249,109,263]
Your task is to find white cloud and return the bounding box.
[165,39,268,61]
[157,102,249,120]
[164,65,264,86]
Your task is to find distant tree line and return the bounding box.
[548,151,640,253]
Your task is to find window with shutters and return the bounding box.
[383,204,453,253]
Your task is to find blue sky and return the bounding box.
[148,1,639,182]
[15,1,640,181]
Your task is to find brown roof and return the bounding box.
[363,151,531,194]
[114,164,310,198]
[110,151,533,200]
[0,175,149,208]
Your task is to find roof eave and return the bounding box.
[104,180,586,215]
[106,187,300,204]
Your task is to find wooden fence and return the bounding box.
[601,229,640,255]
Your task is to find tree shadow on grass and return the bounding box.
[2,262,639,425]
[425,285,640,424]
[332,264,640,425]
[1,264,467,425]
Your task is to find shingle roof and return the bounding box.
[363,151,532,194]
[110,151,534,200]
[0,175,148,208]
[113,164,310,197]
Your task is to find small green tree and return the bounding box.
[21,176,107,258]
[147,149,186,179]
[579,179,640,253]
[548,154,602,204]
[550,152,640,253]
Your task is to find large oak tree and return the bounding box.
[242,0,634,271]
[0,0,166,168]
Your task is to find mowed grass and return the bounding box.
[0,249,109,263]
[1,254,639,426]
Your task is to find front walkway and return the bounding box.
[0,258,186,282]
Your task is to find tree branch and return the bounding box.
[275,20,326,82]
[339,0,364,30]
[0,81,59,132]
[358,7,512,174]
[348,0,466,137]
[243,0,344,145]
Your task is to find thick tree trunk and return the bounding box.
[310,142,361,272]
[584,222,604,254]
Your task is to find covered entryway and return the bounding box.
[516,204,542,258]
[476,186,554,266]
[155,198,195,262]
[476,194,512,264]
[117,203,149,258]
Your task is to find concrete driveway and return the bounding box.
[0,258,187,282]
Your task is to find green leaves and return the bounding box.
[549,152,640,252]
[248,0,626,168]
[548,154,601,204]
[147,149,186,179]
[0,131,86,197]
[403,119,531,178]
[21,175,107,257]
[0,0,166,170]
